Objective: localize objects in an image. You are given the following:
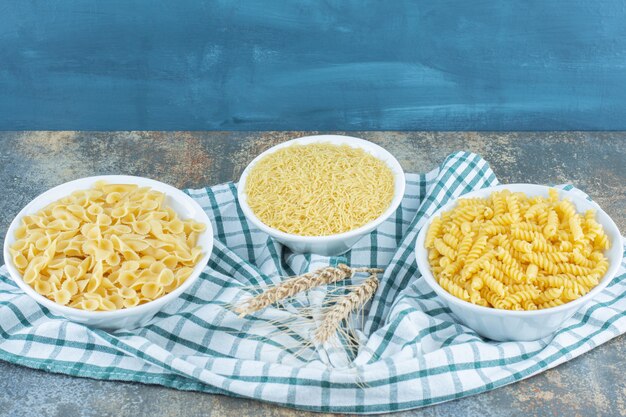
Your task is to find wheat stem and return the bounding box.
[314,274,379,344]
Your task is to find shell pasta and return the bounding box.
[9,182,206,311]
[424,188,610,310]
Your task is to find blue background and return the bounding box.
[1,1,626,130]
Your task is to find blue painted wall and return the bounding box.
[1,1,625,130]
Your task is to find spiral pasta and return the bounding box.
[424,188,611,310]
[9,182,206,311]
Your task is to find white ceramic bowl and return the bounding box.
[3,175,214,330]
[237,135,406,256]
[415,184,623,341]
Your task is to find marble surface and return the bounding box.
[0,132,624,416]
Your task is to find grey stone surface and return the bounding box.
[0,132,624,416]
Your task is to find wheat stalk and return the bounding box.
[235,264,382,316]
[314,273,379,344]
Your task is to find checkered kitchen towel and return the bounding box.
[1,152,625,414]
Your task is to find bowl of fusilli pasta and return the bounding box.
[415,184,622,341]
[3,175,214,330]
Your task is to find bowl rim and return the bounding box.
[237,135,406,242]
[2,174,214,319]
[415,183,624,317]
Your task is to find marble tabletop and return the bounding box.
[0,132,624,417]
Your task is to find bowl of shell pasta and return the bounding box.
[3,175,214,330]
[415,184,623,341]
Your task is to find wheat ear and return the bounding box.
[314,274,379,344]
[235,264,348,316]
[235,265,383,317]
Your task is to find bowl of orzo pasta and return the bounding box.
[237,135,406,256]
[414,184,622,341]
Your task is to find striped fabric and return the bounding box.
[0,152,624,414]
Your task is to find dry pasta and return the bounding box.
[245,143,395,236]
[9,182,206,311]
[424,188,610,310]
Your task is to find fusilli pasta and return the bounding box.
[424,188,610,310]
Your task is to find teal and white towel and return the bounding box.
[0,152,624,414]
